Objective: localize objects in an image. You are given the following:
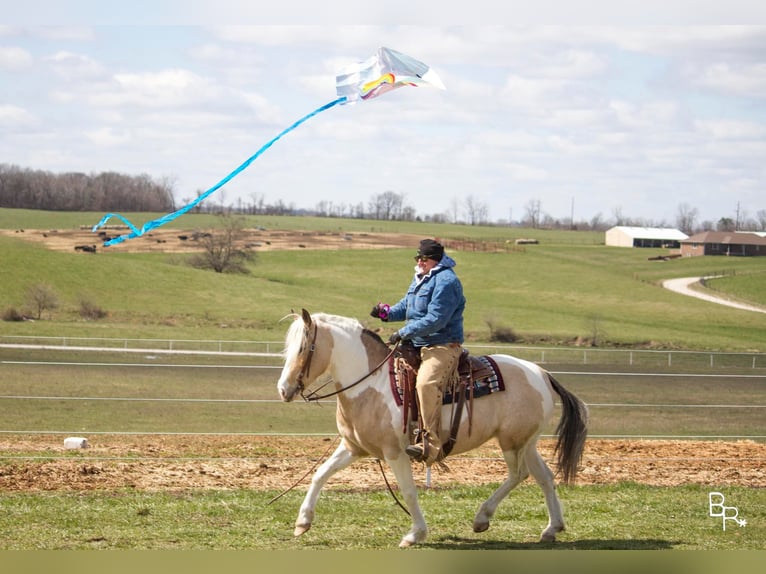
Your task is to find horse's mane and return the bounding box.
[282,312,367,358]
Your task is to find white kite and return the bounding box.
[92,47,445,246]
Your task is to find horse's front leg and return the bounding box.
[385,454,428,548]
[294,442,358,537]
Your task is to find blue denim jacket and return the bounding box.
[386,254,465,347]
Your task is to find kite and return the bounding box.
[92,47,445,246]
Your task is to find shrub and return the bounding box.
[78,295,108,320]
[485,318,519,343]
[2,306,24,322]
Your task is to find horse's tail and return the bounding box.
[547,372,589,484]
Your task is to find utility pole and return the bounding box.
[570,197,575,230]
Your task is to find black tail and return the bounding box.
[547,373,588,484]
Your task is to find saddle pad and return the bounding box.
[389,355,505,407]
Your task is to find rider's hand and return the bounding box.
[387,332,402,345]
[370,303,390,321]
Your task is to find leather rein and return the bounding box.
[297,323,399,402]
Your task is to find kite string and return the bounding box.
[93,95,348,246]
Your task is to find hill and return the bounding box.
[1,209,765,352]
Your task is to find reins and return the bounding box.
[300,339,400,402]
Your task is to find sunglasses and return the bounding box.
[413,256,432,262]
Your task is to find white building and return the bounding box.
[605,226,688,248]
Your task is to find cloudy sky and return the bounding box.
[2,6,766,227]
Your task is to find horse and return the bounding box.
[276,309,588,548]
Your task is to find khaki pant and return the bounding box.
[414,343,462,465]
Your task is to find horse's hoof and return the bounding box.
[539,524,563,542]
[294,523,311,537]
[539,533,556,542]
[398,538,414,548]
[473,521,489,533]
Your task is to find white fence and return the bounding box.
[2,335,766,369]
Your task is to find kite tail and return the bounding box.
[93,96,348,246]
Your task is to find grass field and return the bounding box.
[1,209,765,554]
[0,484,763,550]
[1,346,764,437]
[1,209,765,351]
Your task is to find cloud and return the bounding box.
[694,61,766,99]
[0,104,38,129]
[0,45,33,70]
[46,50,105,80]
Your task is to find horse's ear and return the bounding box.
[301,308,312,327]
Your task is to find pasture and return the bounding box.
[1,209,766,351]
[0,344,764,550]
[0,209,765,553]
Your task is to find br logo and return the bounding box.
[708,492,747,530]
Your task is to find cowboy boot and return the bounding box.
[405,380,443,465]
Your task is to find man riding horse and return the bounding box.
[371,238,466,466]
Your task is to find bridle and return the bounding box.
[295,321,399,402]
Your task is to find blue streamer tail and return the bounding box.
[93,96,347,246]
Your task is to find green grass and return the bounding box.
[0,346,763,437]
[2,215,766,351]
[705,272,766,306]
[0,483,762,550]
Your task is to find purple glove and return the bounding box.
[370,303,390,321]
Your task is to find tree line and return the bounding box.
[3,163,764,234]
[0,164,175,213]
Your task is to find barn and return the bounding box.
[605,226,688,248]
[680,231,766,257]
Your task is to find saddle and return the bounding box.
[390,343,504,459]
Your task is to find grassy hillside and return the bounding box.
[1,209,765,351]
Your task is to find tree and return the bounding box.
[524,199,542,229]
[25,283,59,320]
[717,217,736,232]
[464,195,489,225]
[675,203,699,235]
[188,216,255,274]
[368,190,405,220]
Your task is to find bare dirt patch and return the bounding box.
[1,435,763,492]
[0,227,425,254]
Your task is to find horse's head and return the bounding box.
[277,309,332,402]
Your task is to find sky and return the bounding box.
[2,4,766,227]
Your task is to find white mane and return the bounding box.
[282,312,363,365]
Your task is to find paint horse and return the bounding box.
[277,310,588,548]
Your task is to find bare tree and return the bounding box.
[449,197,461,224]
[524,199,542,229]
[756,209,766,231]
[675,202,699,235]
[188,216,255,274]
[25,283,59,320]
[368,190,405,220]
[464,195,489,225]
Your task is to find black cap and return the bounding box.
[417,239,444,261]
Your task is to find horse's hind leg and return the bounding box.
[294,442,358,537]
[525,446,565,542]
[472,448,528,533]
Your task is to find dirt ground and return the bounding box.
[1,435,764,492]
[0,227,428,254]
